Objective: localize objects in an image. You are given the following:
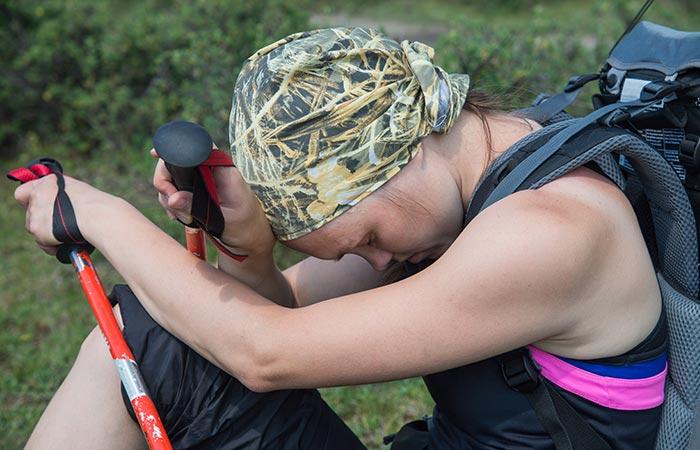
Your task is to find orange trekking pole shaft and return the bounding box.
[185,227,207,260]
[69,249,173,450]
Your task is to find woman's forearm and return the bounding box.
[217,252,296,308]
[83,197,283,386]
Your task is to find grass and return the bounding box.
[2,1,699,448]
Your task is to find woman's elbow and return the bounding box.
[239,373,278,393]
[237,360,278,393]
[229,333,289,393]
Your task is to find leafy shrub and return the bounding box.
[435,11,616,112]
[0,0,308,159]
[434,1,697,112]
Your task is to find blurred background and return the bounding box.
[1,0,698,448]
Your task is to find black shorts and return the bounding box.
[109,284,367,450]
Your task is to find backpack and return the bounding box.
[464,20,700,450]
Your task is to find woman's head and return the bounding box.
[229,27,470,245]
[282,141,468,270]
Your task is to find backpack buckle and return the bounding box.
[565,74,600,93]
[640,80,683,102]
[500,348,541,393]
[680,134,700,171]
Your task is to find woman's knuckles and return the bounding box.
[168,191,192,212]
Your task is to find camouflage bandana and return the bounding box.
[229,27,470,240]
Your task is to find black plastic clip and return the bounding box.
[640,80,683,102]
[598,108,631,127]
[500,348,541,393]
[564,73,600,93]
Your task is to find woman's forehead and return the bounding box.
[282,205,367,253]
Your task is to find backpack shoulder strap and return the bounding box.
[465,122,627,227]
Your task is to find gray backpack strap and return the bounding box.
[480,102,628,212]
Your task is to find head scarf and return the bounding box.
[229,27,470,240]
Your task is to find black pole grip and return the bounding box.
[153,120,213,192]
[163,163,197,192]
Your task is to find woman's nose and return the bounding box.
[353,246,394,271]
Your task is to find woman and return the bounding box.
[18,28,665,449]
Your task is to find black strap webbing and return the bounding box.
[500,349,613,450]
[518,89,580,125]
[535,379,614,450]
[465,125,629,228]
[516,73,600,125]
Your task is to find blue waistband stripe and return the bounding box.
[558,352,667,379]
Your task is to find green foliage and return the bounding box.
[437,11,613,111]
[0,0,308,159]
[435,1,698,112]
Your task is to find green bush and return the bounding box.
[0,0,309,159]
[436,11,614,111]
[434,1,698,112]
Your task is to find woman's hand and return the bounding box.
[151,148,276,258]
[13,174,116,255]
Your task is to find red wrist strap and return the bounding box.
[194,149,247,262]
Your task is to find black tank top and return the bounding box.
[423,312,667,449]
[422,161,668,449]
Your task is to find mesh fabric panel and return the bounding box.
[593,152,626,190]
[656,273,700,450]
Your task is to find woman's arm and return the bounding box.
[154,157,385,308]
[88,190,605,391]
[15,176,606,393]
[216,252,295,308]
[216,249,384,308]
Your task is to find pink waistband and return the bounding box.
[528,345,666,411]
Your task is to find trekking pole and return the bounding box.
[153,120,248,263]
[153,121,212,261]
[184,227,207,260]
[7,159,173,450]
[69,249,172,449]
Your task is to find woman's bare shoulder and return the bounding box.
[452,164,661,359]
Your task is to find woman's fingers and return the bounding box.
[36,241,58,256]
[167,190,192,211]
[166,191,193,223]
[14,179,35,207]
[152,159,178,197]
[157,193,175,220]
[150,148,158,158]
[14,176,64,247]
[152,152,194,223]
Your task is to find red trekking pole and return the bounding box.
[7,158,173,449]
[70,249,172,449]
